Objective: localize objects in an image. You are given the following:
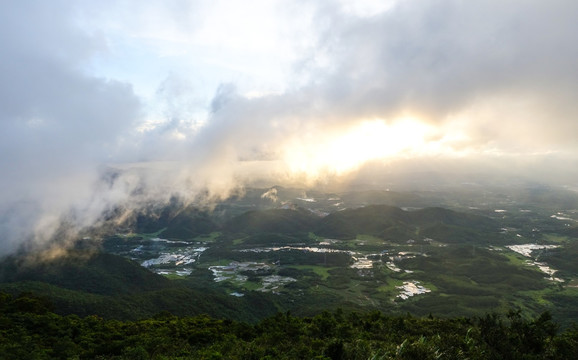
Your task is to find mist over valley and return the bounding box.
[2,1,578,357]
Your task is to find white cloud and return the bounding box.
[1,0,578,255]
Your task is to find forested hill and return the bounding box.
[133,204,499,242]
[314,205,497,241]
[0,252,170,295]
[0,251,279,322]
[224,207,317,235]
[219,205,499,244]
[1,292,577,359]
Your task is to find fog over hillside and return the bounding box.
[1,0,578,255]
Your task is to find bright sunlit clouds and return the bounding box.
[283,118,438,180]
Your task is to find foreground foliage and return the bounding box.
[1,292,578,359]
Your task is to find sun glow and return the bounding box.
[284,118,436,179]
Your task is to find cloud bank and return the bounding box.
[1,0,578,255]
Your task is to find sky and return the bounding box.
[1,0,578,255]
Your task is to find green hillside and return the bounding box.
[160,207,219,239]
[1,293,577,359]
[314,205,498,242]
[0,252,170,295]
[224,208,317,235]
[316,205,409,239]
[0,251,278,322]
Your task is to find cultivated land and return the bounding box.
[4,184,577,327]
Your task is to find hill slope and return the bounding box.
[0,251,279,321]
[224,208,317,235]
[315,205,498,242]
[0,251,170,295]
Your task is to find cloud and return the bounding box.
[1,0,578,256]
[191,0,578,176]
[0,1,141,254]
[305,0,578,149]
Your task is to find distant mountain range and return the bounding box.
[131,204,499,247]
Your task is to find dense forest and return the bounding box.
[1,292,578,359]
